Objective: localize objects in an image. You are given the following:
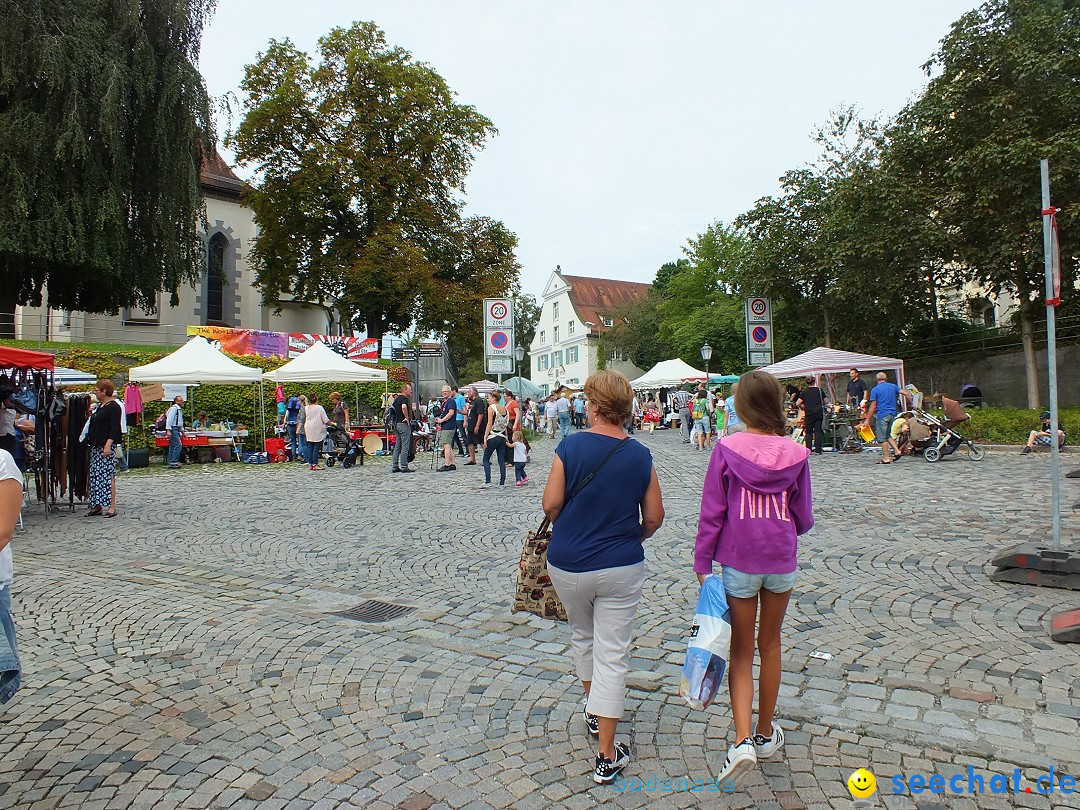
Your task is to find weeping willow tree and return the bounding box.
[0,0,217,331]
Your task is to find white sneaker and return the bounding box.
[717,737,757,788]
[753,724,785,759]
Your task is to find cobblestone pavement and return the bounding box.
[2,432,1080,810]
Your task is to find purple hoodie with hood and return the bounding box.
[694,432,814,576]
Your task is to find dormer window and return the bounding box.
[602,317,614,327]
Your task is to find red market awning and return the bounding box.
[0,345,55,371]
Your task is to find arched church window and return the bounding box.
[206,233,227,324]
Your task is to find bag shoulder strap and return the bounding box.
[566,437,630,503]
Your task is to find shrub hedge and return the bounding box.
[957,407,1080,446]
[36,344,409,450]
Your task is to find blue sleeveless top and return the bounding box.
[547,432,653,573]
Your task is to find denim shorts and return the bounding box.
[722,566,797,599]
[694,417,711,435]
[874,414,896,443]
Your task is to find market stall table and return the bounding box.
[154,429,249,463]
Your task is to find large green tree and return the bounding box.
[891,0,1080,406]
[0,0,217,330]
[230,21,518,344]
[656,223,751,374]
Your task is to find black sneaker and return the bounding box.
[582,697,598,737]
[400,468,414,473]
[593,742,631,784]
[1020,447,1032,455]
[391,468,402,473]
[1067,468,1080,479]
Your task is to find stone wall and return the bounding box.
[907,343,1080,407]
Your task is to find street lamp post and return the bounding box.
[700,343,713,385]
[514,344,525,395]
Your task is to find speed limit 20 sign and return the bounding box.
[746,297,771,323]
[485,298,513,329]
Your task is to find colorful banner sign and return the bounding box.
[287,334,378,361]
[186,326,379,362]
[187,325,288,357]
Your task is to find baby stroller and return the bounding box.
[909,398,985,462]
[325,424,361,468]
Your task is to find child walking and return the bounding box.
[508,429,529,486]
[692,370,814,787]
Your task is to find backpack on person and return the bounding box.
[692,399,706,420]
[491,406,509,434]
[285,396,301,419]
[153,411,168,432]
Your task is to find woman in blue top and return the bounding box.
[542,370,665,785]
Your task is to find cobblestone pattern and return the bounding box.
[2,437,1079,809]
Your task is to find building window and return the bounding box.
[603,317,613,327]
[554,325,560,344]
[539,355,548,370]
[550,351,557,369]
[123,297,159,324]
[568,347,578,363]
[539,330,545,345]
[609,348,618,361]
[568,320,575,335]
[206,233,228,324]
[553,302,559,320]
[556,350,564,366]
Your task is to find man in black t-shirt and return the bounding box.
[797,376,825,455]
[465,387,485,466]
[391,383,414,473]
[435,385,458,471]
[847,368,868,412]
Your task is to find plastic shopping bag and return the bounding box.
[679,574,731,710]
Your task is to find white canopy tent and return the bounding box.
[630,358,707,390]
[262,340,387,383]
[129,336,266,440]
[758,346,905,388]
[54,366,97,386]
[463,379,499,396]
[129,336,263,384]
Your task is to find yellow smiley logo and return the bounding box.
[847,768,877,798]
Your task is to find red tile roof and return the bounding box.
[561,274,652,330]
[200,150,245,197]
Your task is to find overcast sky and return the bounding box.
[199,1,976,300]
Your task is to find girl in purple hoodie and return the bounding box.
[693,370,814,787]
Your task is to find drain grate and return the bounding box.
[330,600,415,623]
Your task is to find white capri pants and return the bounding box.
[548,561,645,719]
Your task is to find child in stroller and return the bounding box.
[325,423,361,468]
[908,397,985,462]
